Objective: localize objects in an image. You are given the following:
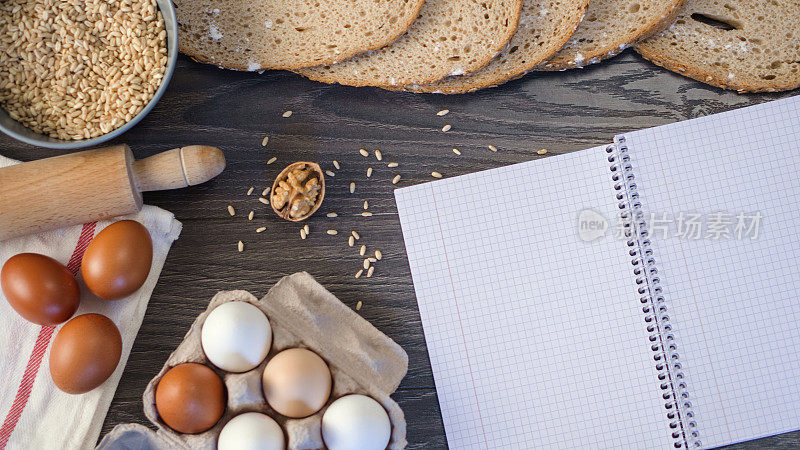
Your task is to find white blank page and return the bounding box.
[623,95,800,448]
[396,147,674,449]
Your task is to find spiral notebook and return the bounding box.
[395,96,800,449]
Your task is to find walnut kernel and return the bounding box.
[270,162,325,221]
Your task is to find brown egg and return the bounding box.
[81,220,153,300]
[262,348,332,418]
[50,313,122,394]
[155,363,226,434]
[1,253,80,325]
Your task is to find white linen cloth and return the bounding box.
[0,154,182,449]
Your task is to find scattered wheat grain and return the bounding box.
[349,182,355,194]
[537,149,548,155]
[363,259,370,269]
[488,145,498,152]
[282,110,292,118]
[258,197,269,205]
[237,241,244,252]
[248,211,254,220]
[267,157,277,165]
[356,301,363,310]
[327,229,338,235]
[375,250,382,260]
[363,200,369,210]
[367,266,374,278]
[392,175,401,184]
[261,135,269,147]
[247,186,255,195]
[325,170,335,177]
[348,236,355,247]
[352,231,360,240]
[360,245,366,256]
[375,150,382,161]
[227,205,236,216]
[437,109,450,116]
[431,171,442,178]
[361,212,373,217]
[367,167,373,178]
[355,270,363,279]
[256,227,266,233]
[327,212,338,218]
[387,162,399,168]
[333,160,340,169]
[442,124,451,132]
[359,149,369,157]
[452,148,461,155]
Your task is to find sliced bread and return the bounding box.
[636,0,800,92]
[297,0,524,87]
[174,0,425,71]
[402,0,589,93]
[537,0,684,71]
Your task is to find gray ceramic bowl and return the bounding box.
[0,0,178,150]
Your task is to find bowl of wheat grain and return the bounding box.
[0,0,177,150]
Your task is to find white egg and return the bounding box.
[322,394,391,450]
[217,412,284,450]
[201,301,272,372]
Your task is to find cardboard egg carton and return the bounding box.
[98,272,408,449]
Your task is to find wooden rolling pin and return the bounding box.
[0,144,225,241]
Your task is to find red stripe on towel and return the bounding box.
[0,222,97,449]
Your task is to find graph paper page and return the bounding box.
[395,146,674,449]
[622,95,800,448]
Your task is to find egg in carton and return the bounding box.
[98,272,408,449]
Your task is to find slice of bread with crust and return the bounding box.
[537,0,684,71]
[401,0,589,94]
[297,0,524,87]
[636,0,800,93]
[174,0,425,71]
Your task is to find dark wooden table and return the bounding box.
[2,51,798,449]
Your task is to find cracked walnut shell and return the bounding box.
[270,162,325,221]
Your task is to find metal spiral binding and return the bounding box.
[606,139,700,449]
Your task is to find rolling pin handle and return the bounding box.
[132,145,225,192]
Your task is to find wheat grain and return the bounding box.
[282,110,293,118]
[227,205,236,216]
[333,160,340,169]
[392,175,401,184]
[437,109,450,116]
[267,157,277,165]
[442,124,451,132]
[256,227,266,233]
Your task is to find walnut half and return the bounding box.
[270,161,325,221]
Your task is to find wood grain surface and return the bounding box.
[1,51,798,449]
